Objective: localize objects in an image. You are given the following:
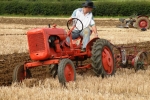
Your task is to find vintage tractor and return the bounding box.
[12,18,116,84]
[117,15,150,30]
[112,44,148,71]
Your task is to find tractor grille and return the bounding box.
[28,33,45,53]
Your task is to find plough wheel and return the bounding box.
[136,17,150,29]
[134,51,148,72]
[58,59,76,85]
[12,62,32,82]
[91,39,116,77]
[49,64,58,78]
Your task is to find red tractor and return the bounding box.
[12,18,116,84]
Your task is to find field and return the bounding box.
[0,17,150,100]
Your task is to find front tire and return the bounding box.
[91,39,116,77]
[12,62,32,82]
[58,59,76,85]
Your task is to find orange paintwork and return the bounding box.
[26,25,99,69]
[27,27,67,60]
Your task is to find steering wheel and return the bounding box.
[67,18,83,33]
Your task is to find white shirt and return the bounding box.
[71,8,95,30]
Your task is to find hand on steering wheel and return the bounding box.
[67,18,83,33]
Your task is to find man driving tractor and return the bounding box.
[66,0,98,52]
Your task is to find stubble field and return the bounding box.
[0,17,150,100]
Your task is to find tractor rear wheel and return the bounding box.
[49,64,58,78]
[91,39,116,77]
[136,17,150,29]
[12,62,32,82]
[58,59,76,85]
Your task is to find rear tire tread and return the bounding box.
[91,39,116,77]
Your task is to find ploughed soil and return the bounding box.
[0,17,119,26]
[0,17,150,86]
[0,41,150,86]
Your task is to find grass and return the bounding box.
[0,14,129,19]
[1,69,150,100]
[0,14,70,18]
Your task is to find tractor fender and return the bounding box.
[86,37,100,57]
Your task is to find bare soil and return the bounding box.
[0,17,119,26]
[0,17,150,86]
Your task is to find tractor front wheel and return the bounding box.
[91,39,116,77]
[12,62,32,82]
[58,59,76,85]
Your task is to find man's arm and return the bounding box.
[68,9,77,23]
[91,25,98,37]
[90,15,98,37]
[69,18,73,21]
[71,9,77,18]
